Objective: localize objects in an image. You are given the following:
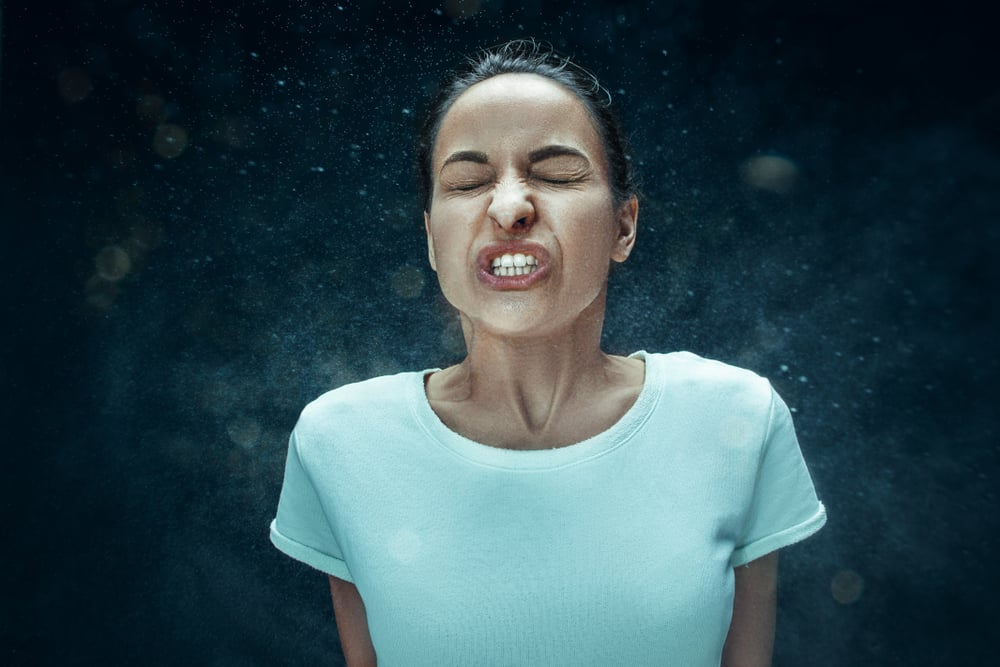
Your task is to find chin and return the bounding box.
[467,308,573,340]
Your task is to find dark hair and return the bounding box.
[416,39,636,211]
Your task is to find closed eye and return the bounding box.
[449,181,488,192]
[528,148,592,186]
[533,174,586,186]
[439,157,494,195]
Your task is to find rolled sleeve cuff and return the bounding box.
[269,519,355,582]
[730,502,827,567]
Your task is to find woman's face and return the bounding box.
[424,73,637,339]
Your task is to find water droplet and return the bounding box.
[831,569,865,604]
[391,265,425,300]
[152,124,189,158]
[95,245,132,282]
[57,67,94,103]
[739,155,800,195]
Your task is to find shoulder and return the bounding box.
[646,350,776,414]
[295,371,426,440]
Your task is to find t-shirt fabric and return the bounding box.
[269,351,826,666]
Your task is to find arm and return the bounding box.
[328,576,377,667]
[721,551,779,667]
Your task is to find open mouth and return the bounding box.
[490,253,539,277]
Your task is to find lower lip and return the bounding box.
[478,263,549,290]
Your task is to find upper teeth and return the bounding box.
[491,253,539,277]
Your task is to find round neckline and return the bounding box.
[409,351,663,470]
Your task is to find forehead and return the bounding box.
[433,73,603,164]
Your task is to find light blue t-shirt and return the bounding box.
[270,351,826,666]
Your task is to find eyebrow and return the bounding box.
[527,144,590,164]
[439,145,590,173]
[440,150,488,172]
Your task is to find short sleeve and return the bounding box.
[730,385,827,566]
[269,430,354,582]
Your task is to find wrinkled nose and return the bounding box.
[487,181,535,233]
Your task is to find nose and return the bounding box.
[487,179,535,233]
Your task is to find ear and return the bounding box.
[424,211,437,272]
[610,195,638,263]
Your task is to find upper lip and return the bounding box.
[476,241,550,271]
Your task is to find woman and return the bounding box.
[270,39,826,666]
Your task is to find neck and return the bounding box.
[452,293,614,434]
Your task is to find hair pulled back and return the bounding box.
[416,39,636,211]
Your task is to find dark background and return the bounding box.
[3,0,997,664]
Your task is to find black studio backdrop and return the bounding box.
[2,1,997,665]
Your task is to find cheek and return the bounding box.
[563,201,618,252]
[428,230,468,281]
